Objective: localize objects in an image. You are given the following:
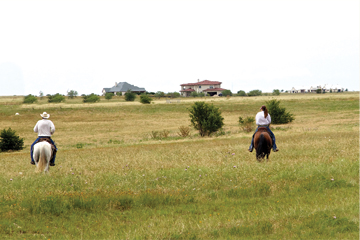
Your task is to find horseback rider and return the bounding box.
[248,105,279,152]
[30,112,57,166]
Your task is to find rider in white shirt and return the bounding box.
[248,105,278,152]
[30,112,57,166]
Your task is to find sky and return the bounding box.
[0,0,359,96]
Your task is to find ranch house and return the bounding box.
[102,82,146,96]
[180,79,227,97]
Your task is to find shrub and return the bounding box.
[266,99,294,124]
[189,102,224,137]
[83,93,100,103]
[190,91,198,97]
[178,126,191,137]
[237,90,246,96]
[105,92,114,100]
[316,89,322,94]
[124,90,136,101]
[48,93,65,103]
[239,116,255,132]
[167,92,180,98]
[0,128,24,152]
[140,94,152,104]
[248,90,262,96]
[222,90,232,96]
[23,94,37,104]
[272,89,280,95]
[198,92,205,97]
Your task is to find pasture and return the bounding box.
[0,93,359,239]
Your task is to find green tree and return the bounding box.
[272,89,280,95]
[266,99,294,124]
[189,102,224,137]
[0,128,24,152]
[316,89,322,94]
[222,90,232,96]
[140,94,152,104]
[39,91,44,100]
[105,92,114,100]
[198,92,205,97]
[83,93,100,103]
[154,91,165,98]
[247,90,262,96]
[23,94,37,104]
[237,90,246,96]
[124,90,136,101]
[67,90,78,99]
[48,93,65,103]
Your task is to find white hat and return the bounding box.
[40,112,50,119]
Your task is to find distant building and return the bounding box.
[180,79,227,97]
[290,84,344,93]
[102,82,146,95]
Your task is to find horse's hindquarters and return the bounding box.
[33,142,52,173]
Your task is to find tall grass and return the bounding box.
[0,93,358,239]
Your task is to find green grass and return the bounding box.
[0,93,358,239]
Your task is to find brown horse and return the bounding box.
[254,127,273,162]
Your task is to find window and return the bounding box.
[210,86,213,89]
[199,86,201,88]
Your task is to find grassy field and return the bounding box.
[0,93,359,239]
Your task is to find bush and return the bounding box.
[272,89,280,96]
[167,92,180,98]
[239,116,255,132]
[154,91,165,98]
[237,90,246,96]
[248,90,262,96]
[48,93,65,103]
[0,128,24,152]
[190,91,198,97]
[178,126,191,137]
[140,94,152,104]
[198,92,205,97]
[266,99,294,124]
[23,94,37,104]
[105,92,114,100]
[222,90,232,97]
[83,93,100,103]
[189,102,224,137]
[124,90,136,101]
[316,89,322,94]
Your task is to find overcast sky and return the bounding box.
[0,0,358,96]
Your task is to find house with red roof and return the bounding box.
[179,79,227,97]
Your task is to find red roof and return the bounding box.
[202,88,227,92]
[180,88,195,92]
[181,80,222,86]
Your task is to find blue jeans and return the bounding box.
[249,126,277,150]
[30,137,57,164]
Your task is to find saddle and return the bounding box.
[36,138,57,160]
[257,127,269,133]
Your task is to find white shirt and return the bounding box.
[255,111,271,126]
[34,119,55,137]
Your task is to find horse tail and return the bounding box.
[37,144,46,172]
[256,134,266,161]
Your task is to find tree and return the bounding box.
[140,94,152,104]
[198,92,205,97]
[266,99,294,124]
[247,90,262,96]
[0,128,24,152]
[189,102,224,137]
[124,90,136,101]
[272,89,280,96]
[23,94,37,104]
[67,90,78,99]
[48,93,65,103]
[316,89,322,94]
[237,90,246,96]
[222,90,232,96]
[105,92,114,100]
[167,92,180,98]
[39,91,44,99]
[83,93,100,103]
[154,91,165,98]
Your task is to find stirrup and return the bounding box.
[30,161,35,165]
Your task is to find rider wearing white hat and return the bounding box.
[30,112,57,166]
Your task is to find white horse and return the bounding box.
[33,141,52,173]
